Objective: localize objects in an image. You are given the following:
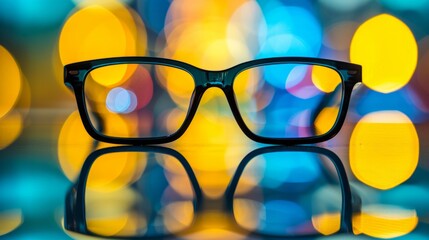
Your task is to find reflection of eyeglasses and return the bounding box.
[64,145,360,238]
[64,57,361,145]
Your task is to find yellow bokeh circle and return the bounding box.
[311,65,341,93]
[350,111,419,190]
[350,14,417,93]
[0,45,22,119]
[59,2,147,86]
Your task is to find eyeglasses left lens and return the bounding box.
[83,63,195,139]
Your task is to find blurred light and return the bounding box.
[162,0,253,104]
[0,111,23,150]
[106,87,137,113]
[355,87,427,123]
[319,0,371,12]
[59,1,147,65]
[411,37,429,112]
[0,0,73,28]
[125,65,154,111]
[323,21,359,51]
[259,5,322,57]
[0,209,22,236]
[350,111,419,190]
[155,65,195,109]
[311,65,342,93]
[136,0,171,33]
[89,64,139,87]
[227,0,265,55]
[353,204,418,238]
[73,0,133,7]
[0,45,22,119]
[380,0,429,11]
[350,14,418,93]
[314,107,339,135]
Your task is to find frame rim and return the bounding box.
[64,56,362,145]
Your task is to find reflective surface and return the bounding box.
[65,145,354,239]
[1,0,429,239]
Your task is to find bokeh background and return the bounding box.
[1,0,429,239]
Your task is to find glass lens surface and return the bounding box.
[234,63,343,138]
[84,151,196,237]
[83,63,195,138]
[233,150,343,236]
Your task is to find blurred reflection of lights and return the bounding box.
[319,0,371,12]
[0,111,23,150]
[183,226,246,240]
[171,102,249,198]
[58,111,95,181]
[86,187,144,236]
[58,111,134,181]
[87,152,144,192]
[380,185,429,216]
[312,212,341,235]
[106,87,137,114]
[350,14,417,93]
[158,155,196,199]
[323,22,359,51]
[162,201,194,233]
[59,1,147,66]
[256,152,321,189]
[0,45,22,119]
[264,200,308,233]
[350,111,419,190]
[233,198,262,231]
[0,209,22,236]
[311,185,343,235]
[353,204,418,238]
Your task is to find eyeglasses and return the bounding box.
[64,145,359,238]
[64,57,361,145]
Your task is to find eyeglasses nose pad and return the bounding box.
[205,71,227,88]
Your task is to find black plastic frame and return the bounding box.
[64,145,360,239]
[65,57,362,145]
